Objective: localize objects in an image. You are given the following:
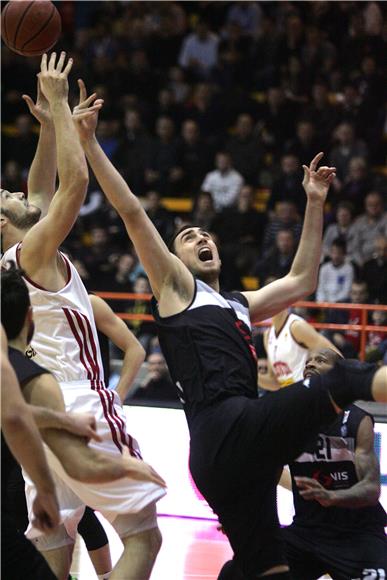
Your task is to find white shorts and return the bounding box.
[25,381,165,550]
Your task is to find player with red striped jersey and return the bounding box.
[1,53,165,580]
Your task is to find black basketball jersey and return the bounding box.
[151,279,258,423]
[1,347,50,497]
[289,404,387,532]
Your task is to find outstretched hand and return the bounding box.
[22,74,52,125]
[302,152,336,204]
[65,412,103,442]
[294,476,334,507]
[122,447,167,488]
[73,79,103,143]
[39,51,73,104]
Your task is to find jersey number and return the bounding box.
[362,569,386,579]
[315,435,332,460]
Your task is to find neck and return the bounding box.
[2,227,27,252]
[8,336,27,352]
[272,309,289,331]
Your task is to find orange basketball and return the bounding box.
[1,0,61,57]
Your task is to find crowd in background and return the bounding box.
[2,1,387,393]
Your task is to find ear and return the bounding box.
[0,215,8,230]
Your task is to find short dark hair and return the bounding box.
[1,264,30,339]
[332,237,347,253]
[167,223,196,254]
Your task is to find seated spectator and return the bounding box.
[176,119,212,195]
[284,120,322,166]
[329,280,369,358]
[262,200,302,257]
[332,156,374,214]
[145,116,181,196]
[167,66,190,105]
[316,238,355,304]
[322,201,356,262]
[79,226,117,290]
[95,119,119,160]
[125,275,156,353]
[226,0,263,38]
[255,229,296,282]
[183,82,225,141]
[178,18,219,81]
[130,352,179,406]
[224,113,263,185]
[191,191,217,232]
[150,88,184,130]
[351,191,387,266]
[304,81,339,146]
[113,109,152,195]
[258,86,297,156]
[366,309,387,356]
[109,253,136,294]
[201,151,244,211]
[266,154,306,217]
[2,114,38,172]
[212,184,267,289]
[328,122,368,183]
[1,160,27,194]
[145,190,175,242]
[361,236,387,304]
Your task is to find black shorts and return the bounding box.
[189,380,337,577]
[283,523,387,580]
[1,513,56,580]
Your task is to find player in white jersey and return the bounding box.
[259,308,340,390]
[1,53,165,580]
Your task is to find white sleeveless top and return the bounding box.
[2,243,105,385]
[267,313,308,387]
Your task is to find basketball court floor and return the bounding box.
[70,513,330,579]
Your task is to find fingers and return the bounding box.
[40,53,47,73]
[22,94,34,111]
[309,152,324,172]
[56,50,66,73]
[63,56,73,77]
[48,51,56,71]
[77,92,98,109]
[149,467,167,487]
[88,428,103,442]
[78,78,87,104]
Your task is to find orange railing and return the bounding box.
[95,292,387,362]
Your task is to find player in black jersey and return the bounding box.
[74,87,387,579]
[220,349,387,579]
[1,325,59,580]
[283,349,387,580]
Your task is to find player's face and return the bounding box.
[174,227,221,280]
[304,350,335,379]
[0,190,41,228]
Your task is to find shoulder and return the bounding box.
[8,348,50,388]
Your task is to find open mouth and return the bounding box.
[198,247,213,262]
[304,369,318,378]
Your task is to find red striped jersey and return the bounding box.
[2,244,105,386]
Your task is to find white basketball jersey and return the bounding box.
[267,313,308,387]
[2,243,105,385]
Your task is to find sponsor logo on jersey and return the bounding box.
[25,346,37,359]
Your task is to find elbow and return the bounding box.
[3,408,29,433]
[368,484,381,505]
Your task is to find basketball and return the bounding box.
[1,0,61,57]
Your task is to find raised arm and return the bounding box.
[243,153,336,322]
[89,294,146,403]
[23,75,57,216]
[20,54,100,288]
[290,318,342,356]
[295,416,380,508]
[73,80,192,303]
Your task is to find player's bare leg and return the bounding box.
[41,543,74,580]
[88,544,112,579]
[110,527,162,580]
